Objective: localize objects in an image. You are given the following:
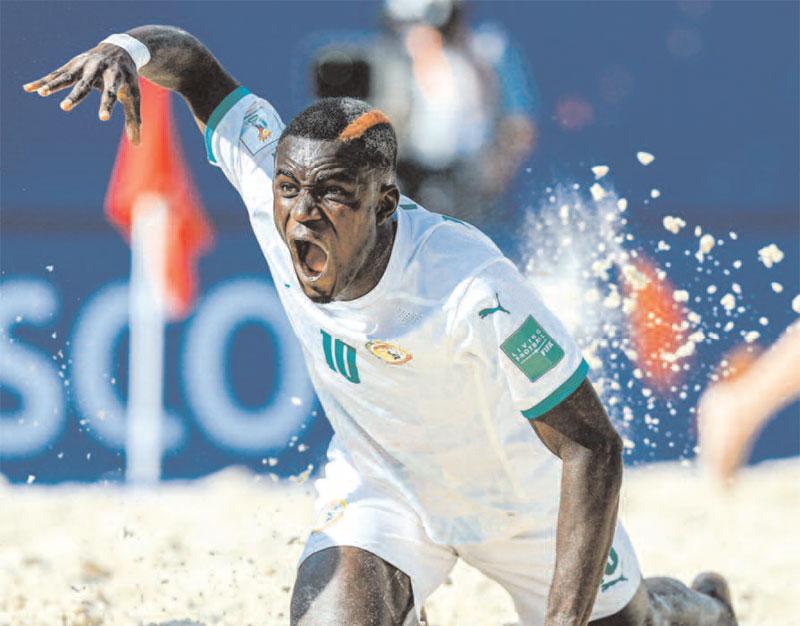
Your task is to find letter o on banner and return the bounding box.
[182,278,314,453]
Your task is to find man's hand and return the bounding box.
[23,26,239,145]
[531,378,623,626]
[24,43,142,143]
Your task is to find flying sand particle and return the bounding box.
[662,216,686,234]
[591,165,609,179]
[673,290,689,303]
[698,234,715,255]
[744,331,760,344]
[758,243,784,268]
[720,293,736,311]
[590,183,607,202]
[637,151,655,165]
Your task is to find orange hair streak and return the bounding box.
[337,109,391,142]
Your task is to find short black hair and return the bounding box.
[279,97,397,172]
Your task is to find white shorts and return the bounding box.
[299,470,641,625]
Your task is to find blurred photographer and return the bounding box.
[314,0,538,227]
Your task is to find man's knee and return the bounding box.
[291,546,416,626]
[590,577,737,626]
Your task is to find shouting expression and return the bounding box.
[273,136,399,303]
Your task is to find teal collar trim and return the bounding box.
[522,359,589,420]
[204,86,251,163]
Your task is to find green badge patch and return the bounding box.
[500,315,564,382]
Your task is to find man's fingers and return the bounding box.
[23,69,64,94]
[98,68,121,121]
[59,59,101,111]
[117,82,142,145]
[35,71,78,97]
[23,55,85,93]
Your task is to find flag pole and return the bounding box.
[125,193,168,485]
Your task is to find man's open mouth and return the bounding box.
[293,239,329,280]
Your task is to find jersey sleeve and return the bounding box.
[453,259,588,420]
[204,86,285,198]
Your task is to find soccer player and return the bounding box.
[24,26,738,626]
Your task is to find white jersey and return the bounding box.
[206,88,589,545]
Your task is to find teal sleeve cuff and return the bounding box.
[204,86,251,164]
[521,359,589,420]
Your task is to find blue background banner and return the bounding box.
[1,1,797,482]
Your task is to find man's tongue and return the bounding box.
[304,242,327,274]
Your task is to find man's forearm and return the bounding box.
[126,25,238,124]
[546,445,622,625]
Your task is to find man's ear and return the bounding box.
[377,183,400,225]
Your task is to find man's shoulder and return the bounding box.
[396,200,507,301]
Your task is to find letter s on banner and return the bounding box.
[0,279,65,457]
[182,278,314,453]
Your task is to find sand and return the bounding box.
[1,459,798,626]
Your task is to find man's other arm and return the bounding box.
[532,379,623,626]
[24,25,238,143]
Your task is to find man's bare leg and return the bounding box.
[290,546,417,626]
[590,572,737,626]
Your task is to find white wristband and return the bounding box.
[101,33,151,70]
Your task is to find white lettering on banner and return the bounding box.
[0,280,65,457]
[182,278,314,453]
[71,282,185,452]
[1,277,315,463]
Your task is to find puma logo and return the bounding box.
[601,573,628,592]
[478,293,510,319]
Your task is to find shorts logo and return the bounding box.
[500,315,564,382]
[600,547,628,593]
[313,499,347,532]
[240,106,277,156]
[366,340,413,365]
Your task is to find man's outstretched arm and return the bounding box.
[23,25,238,143]
[532,378,624,626]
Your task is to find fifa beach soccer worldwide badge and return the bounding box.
[366,340,413,365]
[240,104,278,156]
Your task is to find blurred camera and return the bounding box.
[312,47,372,100]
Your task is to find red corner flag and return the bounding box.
[104,79,213,318]
[622,256,689,393]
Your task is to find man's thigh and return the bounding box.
[290,546,416,626]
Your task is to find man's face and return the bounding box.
[273,136,396,303]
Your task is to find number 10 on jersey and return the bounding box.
[321,330,360,384]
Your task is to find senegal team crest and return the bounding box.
[313,499,347,532]
[365,340,413,365]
